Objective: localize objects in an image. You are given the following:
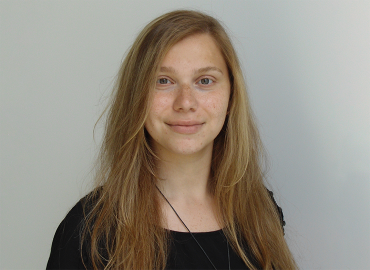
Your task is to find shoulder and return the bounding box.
[267,189,286,230]
[46,191,99,269]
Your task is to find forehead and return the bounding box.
[160,33,227,71]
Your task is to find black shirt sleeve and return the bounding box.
[46,200,86,269]
[267,189,286,232]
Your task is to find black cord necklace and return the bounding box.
[156,186,231,270]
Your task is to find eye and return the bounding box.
[199,78,214,85]
[157,78,171,84]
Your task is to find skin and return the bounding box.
[145,33,230,232]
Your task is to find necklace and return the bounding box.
[156,186,231,270]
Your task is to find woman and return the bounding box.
[47,10,296,270]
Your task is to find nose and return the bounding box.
[173,84,198,112]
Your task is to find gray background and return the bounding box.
[1,1,369,269]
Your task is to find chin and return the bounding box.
[169,142,213,156]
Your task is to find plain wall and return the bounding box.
[1,1,369,269]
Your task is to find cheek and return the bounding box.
[146,95,169,124]
[204,93,229,119]
[152,93,172,113]
[145,95,171,137]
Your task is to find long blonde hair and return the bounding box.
[83,10,297,270]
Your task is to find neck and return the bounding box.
[154,147,213,201]
[153,144,223,233]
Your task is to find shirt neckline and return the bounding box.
[169,228,223,235]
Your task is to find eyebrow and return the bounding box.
[159,66,223,75]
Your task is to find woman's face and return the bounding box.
[145,33,230,158]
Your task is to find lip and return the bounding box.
[166,120,204,134]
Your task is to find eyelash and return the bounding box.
[157,78,172,85]
[198,78,214,85]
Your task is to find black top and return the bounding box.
[47,191,284,269]
[167,230,249,269]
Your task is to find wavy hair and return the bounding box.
[83,10,296,270]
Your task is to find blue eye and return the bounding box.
[199,78,213,85]
[157,78,171,84]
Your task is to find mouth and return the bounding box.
[166,121,204,134]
